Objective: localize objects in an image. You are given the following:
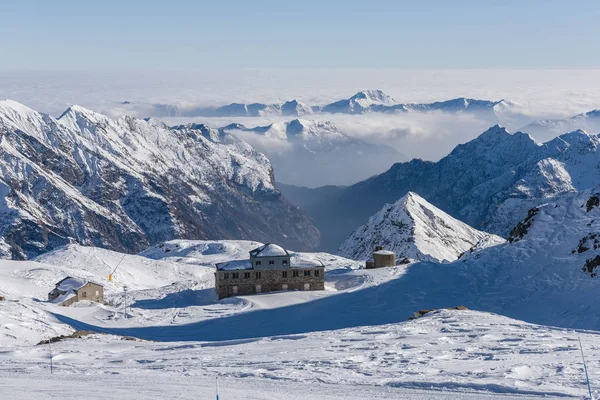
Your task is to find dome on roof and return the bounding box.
[250,243,289,257]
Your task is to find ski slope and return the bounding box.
[1,240,600,398]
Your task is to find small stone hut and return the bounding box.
[214,243,325,300]
[48,277,104,307]
[365,246,396,269]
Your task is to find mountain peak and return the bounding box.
[351,90,394,104]
[339,192,504,263]
[0,99,54,136]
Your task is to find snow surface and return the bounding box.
[3,232,600,398]
[339,192,505,262]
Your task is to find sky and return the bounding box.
[2,0,600,70]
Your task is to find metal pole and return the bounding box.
[123,285,128,319]
[48,339,53,375]
[579,337,593,399]
[216,376,219,400]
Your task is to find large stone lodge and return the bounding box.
[214,243,325,299]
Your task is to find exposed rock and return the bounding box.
[582,255,600,277]
[508,207,540,243]
[586,194,600,212]
[409,306,469,320]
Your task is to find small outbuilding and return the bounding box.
[365,246,396,269]
[48,277,104,307]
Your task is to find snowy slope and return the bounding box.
[223,119,404,186]
[0,100,319,258]
[4,228,600,397]
[339,192,505,262]
[0,310,593,399]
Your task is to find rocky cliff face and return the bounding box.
[0,100,319,259]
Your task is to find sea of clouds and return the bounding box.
[2,69,600,185]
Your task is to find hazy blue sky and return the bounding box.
[1,0,599,69]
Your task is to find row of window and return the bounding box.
[222,269,320,280]
[255,260,288,266]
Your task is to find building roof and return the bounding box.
[54,276,102,292]
[55,277,87,292]
[216,259,253,271]
[290,254,325,268]
[373,250,395,256]
[249,243,289,258]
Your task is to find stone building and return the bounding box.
[48,277,104,306]
[215,243,325,299]
[365,245,396,269]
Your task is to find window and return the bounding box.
[282,259,288,265]
[269,260,275,265]
[95,290,99,296]
[293,270,299,277]
[232,272,239,279]
[82,292,87,298]
[223,273,229,279]
[304,270,311,277]
[282,271,288,278]
[255,272,262,279]
[244,272,251,279]
[314,270,320,277]
[255,261,261,266]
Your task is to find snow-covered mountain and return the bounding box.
[283,125,600,251]
[321,90,395,114]
[0,100,319,259]
[522,109,600,139]
[339,192,504,262]
[222,119,404,187]
[146,99,315,118]
[131,91,515,118]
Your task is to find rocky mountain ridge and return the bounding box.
[0,100,319,259]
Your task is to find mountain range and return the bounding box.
[280,125,600,252]
[0,100,319,259]
[221,119,404,187]
[131,90,514,118]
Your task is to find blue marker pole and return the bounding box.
[48,339,53,375]
[216,377,219,400]
[579,337,593,399]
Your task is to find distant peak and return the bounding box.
[483,124,510,135]
[557,129,595,145]
[351,90,394,104]
[58,104,106,121]
[221,122,247,131]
